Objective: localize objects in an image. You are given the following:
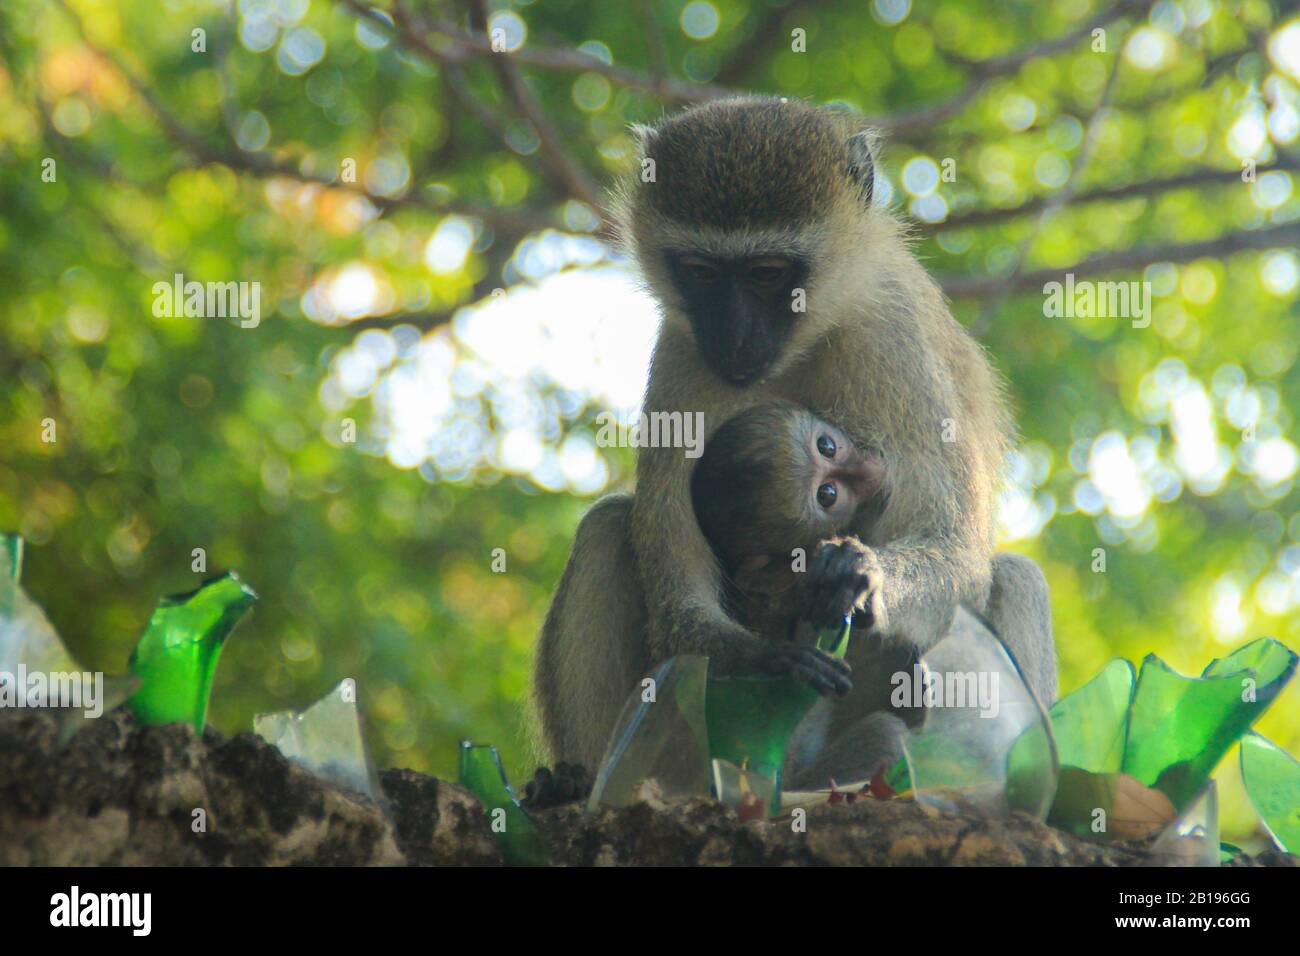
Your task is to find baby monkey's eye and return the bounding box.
[816,434,837,459]
[817,482,838,509]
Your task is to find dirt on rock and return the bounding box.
[0,708,1293,867]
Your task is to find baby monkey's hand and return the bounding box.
[800,536,885,632]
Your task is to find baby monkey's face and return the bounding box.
[781,410,886,543]
[689,400,888,586]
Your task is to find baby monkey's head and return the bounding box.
[691,401,887,578]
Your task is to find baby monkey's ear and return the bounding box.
[846,130,877,206]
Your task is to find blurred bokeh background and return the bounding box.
[1,0,1298,843]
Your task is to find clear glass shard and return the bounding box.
[54,674,141,746]
[0,537,81,694]
[127,571,256,731]
[588,654,712,810]
[711,758,777,822]
[902,606,1059,819]
[704,618,852,806]
[254,678,381,801]
[1146,781,1219,867]
[458,740,551,866]
[1239,732,1300,854]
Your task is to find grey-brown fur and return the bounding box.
[533,98,1056,782]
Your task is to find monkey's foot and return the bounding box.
[521,762,593,809]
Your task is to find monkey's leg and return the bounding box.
[532,494,652,771]
[784,637,922,790]
[785,709,910,791]
[983,552,1057,706]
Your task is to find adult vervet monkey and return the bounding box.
[533,97,1055,786]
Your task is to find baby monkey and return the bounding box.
[527,401,890,807]
[690,400,889,692]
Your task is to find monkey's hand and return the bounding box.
[715,637,852,697]
[750,641,853,697]
[800,536,886,632]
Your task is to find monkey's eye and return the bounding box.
[746,259,791,287]
[816,482,838,509]
[680,256,721,284]
[816,434,837,459]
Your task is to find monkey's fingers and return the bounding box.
[788,647,853,697]
[797,548,842,620]
[803,566,862,628]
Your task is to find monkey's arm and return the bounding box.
[629,338,850,693]
[801,395,997,650]
[985,551,1057,705]
[533,495,651,769]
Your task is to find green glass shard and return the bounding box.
[588,654,711,810]
[254,679,381,801]
[1048,658,1135,774]
[1043,659,1137,836]
[1,532,22,581]
[884,754,910,793]
[1123,640,1298,810]
[1046,638,1296,840]
[458,741,551,866]
[1239,732,1300,854]
[704,618,852,806]
[127,571,256,731]
[902,608,1058,819]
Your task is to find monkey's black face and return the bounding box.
[665,251,810,385]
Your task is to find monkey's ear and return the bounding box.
[846,131,876,206]
[630,123,660,158]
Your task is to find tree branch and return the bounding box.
[336,0,734,102]
[713,0,815,86]
[870,0,1155,132]
[918,157,1300,234]
[466,0,605,211]
[938,221,1300,297]
[51,0,559,235]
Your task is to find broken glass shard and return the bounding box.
[1124,639,1297,810]
[711,758,777,822]
[1047,638,1296,838]
[903,607,1059,819]
[127,571,256,731]
[705,617,852,807]
[459,740,551,866]
[1049,658,1134,774]
[588,654,711,810]
[1146,781,1219,867]
[1047,768,1176,841]
[1239,732,1300,854]
[1,532,22,581]
[254,678,381,801]
[0,536,80,688]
